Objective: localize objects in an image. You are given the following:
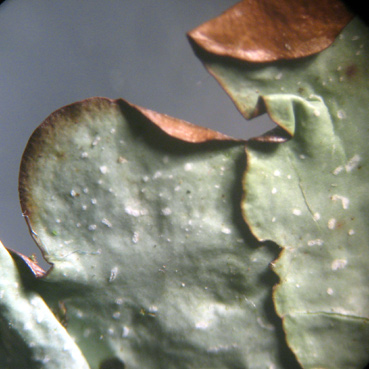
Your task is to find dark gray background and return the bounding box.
[0,1,274,268]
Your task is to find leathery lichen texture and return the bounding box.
[189,0,369,368]
[16,98,298,369]
[1,0,368,368]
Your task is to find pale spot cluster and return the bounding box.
[331,258,347,271]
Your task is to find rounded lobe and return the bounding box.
[188,0,353,62]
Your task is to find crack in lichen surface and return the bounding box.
[287,151,317,222]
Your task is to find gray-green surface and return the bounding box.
[17,98,296,368]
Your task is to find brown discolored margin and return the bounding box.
[130,102,232,143]
[7,247,46,278]
[188,0,353,63]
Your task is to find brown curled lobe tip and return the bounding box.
[128,102,234,143]
[7,248,46,278]
[188,0,353,62]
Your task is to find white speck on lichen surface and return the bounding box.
[271,187,277,194]
[88,224,97,231]
[161,207,172,216]
[101,218,112,228]
[99,165,108,174]
[292,209,301,216]
[327,288,334,295]
[333,165,344,175]
[184,163,193,171]
[273,170,281,177]
[345,154,361,172]
[313,212,321,221]
[221,227,232,234]
[92,136,101,146]
[307,239,324,246]
[125,206,148,217]
[112,311,121,320]
[196,320,209,330]
[348,229,355,236]
[153,171,162,179]
[331,258,347,271]
[122,326,130,337]
[149,305,158,313]
[81,152,89,158]
[91,198,97,205]
[328,218,336,230]
[109,266,118,282]
[331,194,349,209]
[132,232,139,244]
